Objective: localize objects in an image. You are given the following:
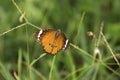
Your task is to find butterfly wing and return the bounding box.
[40,30,57,54]
[51,33,66,54]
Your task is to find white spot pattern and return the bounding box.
[37,30,43,41]
[62,39,69,50]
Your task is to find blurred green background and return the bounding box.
[0,0,120,80]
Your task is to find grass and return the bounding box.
[0,0,120,80]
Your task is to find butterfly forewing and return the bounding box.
[34,31,40,41]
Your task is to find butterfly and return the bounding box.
[34,29,69,55]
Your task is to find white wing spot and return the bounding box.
[62,39,69,50]
[37,30,43,41]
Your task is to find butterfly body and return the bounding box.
[34,29,69,55]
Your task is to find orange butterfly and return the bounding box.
[34,29,69,55]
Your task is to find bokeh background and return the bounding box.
[0,0,120,80]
